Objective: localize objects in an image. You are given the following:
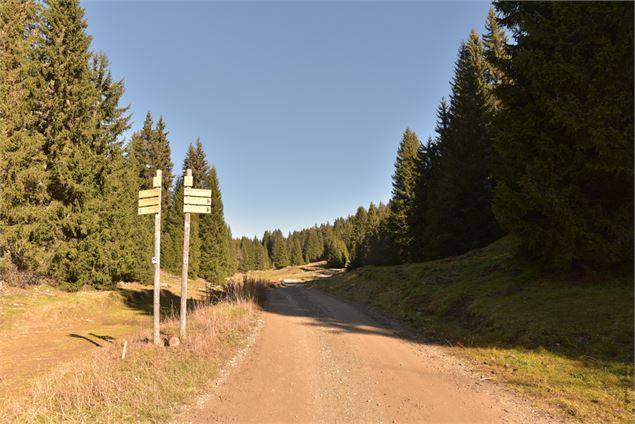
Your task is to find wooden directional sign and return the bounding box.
[183,186,212,214]
[184,204,211,214]
[139,188,160,199]
[184,187,212,198]
[184,196,211,206]
[138,197,160,207]
[138,188,160,215]
[138,205,160,215]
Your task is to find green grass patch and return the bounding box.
[311,237,634,422]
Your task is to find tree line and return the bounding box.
[1,1,632,289]
[0,0,236,288]
[232,204,389,271]
[248,3,633,272]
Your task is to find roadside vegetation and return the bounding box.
[0,274,265,423]
[312,237,634,422]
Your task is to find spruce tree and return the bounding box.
[289,235,304,266]
[0,0,52,273]
[349,206,368,267]
[36,0,128,287]
[129,113,155,187]
[127,113,175,281]
[302,227,322,262]
[387,128,421,262]
[426,31,500,260]
[84,53,134,285]
[127,113,156,282]
[483,7,508,102]
[270,230,290,268]
[161,177,182,275]
[493,2,634,268]
[153,116,173,214]
[325,236,349,268]
[254,236,271,270]
[182,140,210,278]
[410,97,449,261]
[199,166,233,283]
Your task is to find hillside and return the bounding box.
[311,237,634,422]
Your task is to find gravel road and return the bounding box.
[182,283,551,423]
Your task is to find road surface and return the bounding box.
[182,283,548,423]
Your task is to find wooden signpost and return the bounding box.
[138,170,162,345]
[180,169,212,339]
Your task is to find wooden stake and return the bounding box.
[180,169,193,340]
[121,340,128,360]
[153,170,162,346]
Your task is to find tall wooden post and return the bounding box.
[153,170,162,345]
[180,169,193,340]
[179,172,211,339]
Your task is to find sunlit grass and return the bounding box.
[1,296,261,423]
[313,237,634,422]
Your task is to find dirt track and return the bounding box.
[182,283,550,423]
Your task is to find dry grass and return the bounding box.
[243,261,341,285]
[0,280,264,423]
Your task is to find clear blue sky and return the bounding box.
[83,1,491,239]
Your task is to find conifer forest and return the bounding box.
[2,1,631,285]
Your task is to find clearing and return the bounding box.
[0,271,209,397]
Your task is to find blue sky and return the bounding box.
[83,1,492,238]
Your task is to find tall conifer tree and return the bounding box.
[36,0,130,287]
[493,2,634,268]
[270,230,290,268]
[387,128,421,262]
[483,7,508,102]
[0,0,52,273]
[199,166,233,283]
[426,31,500,259]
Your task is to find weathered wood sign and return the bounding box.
[184,204,212,214]
[138,188,160,198]
[184,187,212,198]
[138,188,161,216]
[138,205,160,215]
[138,197,160,207]
[183,187,212,214]
[183,196,211,206]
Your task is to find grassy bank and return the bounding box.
[311,237,634,422]
[0,275,263,423]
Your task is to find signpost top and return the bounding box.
[182,170,212,215]
[152,169,162,188]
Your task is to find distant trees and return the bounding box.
[270,230,290,269]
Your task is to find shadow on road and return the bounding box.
[262,282,412,342]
